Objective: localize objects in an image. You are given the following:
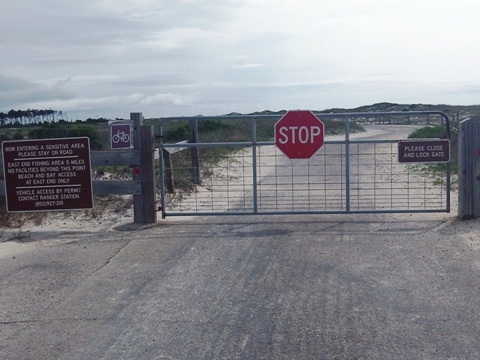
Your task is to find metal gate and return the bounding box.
[157,111,451,218]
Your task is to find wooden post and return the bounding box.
[131,112,157,224]
[458,117,480,219]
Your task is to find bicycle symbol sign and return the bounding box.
[110,123,132,149]
[113,130,130,144]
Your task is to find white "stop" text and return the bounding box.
[277,126,322,144]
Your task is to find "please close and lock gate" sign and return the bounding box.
[398,139,450,163]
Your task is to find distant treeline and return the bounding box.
[0,109,66,126]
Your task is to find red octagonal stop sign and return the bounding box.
[275,110,325,159]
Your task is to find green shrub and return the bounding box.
[164,125,189,142]
[67,124,103,150]
[12,132,24,140]
[28,123,68,139]
[407,126,446,139]
[408,125,458,178]
[28,123,103,149]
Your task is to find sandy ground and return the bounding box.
[0,195,135,258]
[164,125,454,213]
[2,178,480,263]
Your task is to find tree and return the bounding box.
[0,112,7,126]
[7,109,19,125]
[0,108,63,126]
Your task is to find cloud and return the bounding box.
[0,74,76,110]
[19,91,201,120]
[139,93,199,106]
[1,0,480,119]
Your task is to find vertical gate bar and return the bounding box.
[345,116,351,213]
[374,143,377,209]
[252,117,258,214]
[446,149,451,212]
[189,119,200,185]
[443,113,451,213]
[158,121,167,219]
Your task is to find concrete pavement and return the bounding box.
[1,213,479,359]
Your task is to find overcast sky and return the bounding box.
[1,0,479,120]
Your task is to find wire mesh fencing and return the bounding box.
[158,113,450,217]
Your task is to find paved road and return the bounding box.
[1,212,480,359]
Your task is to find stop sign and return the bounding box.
[275,110,325,159]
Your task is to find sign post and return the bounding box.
[275,110,325,159]
[2,137,93,212]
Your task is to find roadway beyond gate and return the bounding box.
[157,111,450,218]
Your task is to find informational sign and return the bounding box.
[275,110,325,159]
[2,137,93,212]
[110,122,131,149]
[398,139,450,163]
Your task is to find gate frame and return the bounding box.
[157,111,451,218]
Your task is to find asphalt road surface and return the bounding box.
[1,212,480,359]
